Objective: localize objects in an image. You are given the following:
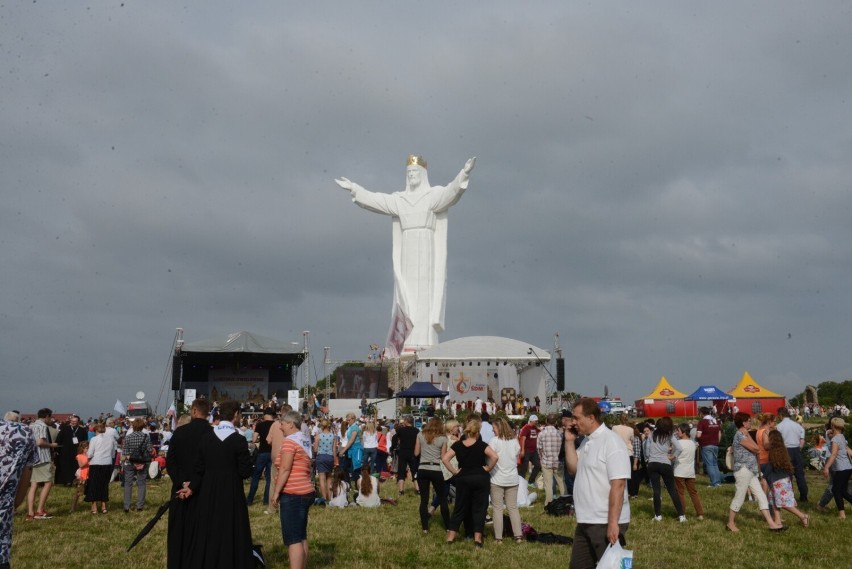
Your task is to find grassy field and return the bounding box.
[11,467,850,569]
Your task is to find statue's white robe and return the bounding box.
[350,171,468,351]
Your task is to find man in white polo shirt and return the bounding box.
[775,406,808,502]
[564,398,630,569]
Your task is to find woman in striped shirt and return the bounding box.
[271,411,315,569]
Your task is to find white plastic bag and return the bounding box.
[596,542,633,569]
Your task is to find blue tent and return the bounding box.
[685,385,733,401]
[396,381,449,398]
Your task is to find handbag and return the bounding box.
[724,446,734,470]
[129,434,150,464]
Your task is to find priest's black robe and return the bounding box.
[55,423,87,484]
[185,428,254,569]
[166,418,211,569]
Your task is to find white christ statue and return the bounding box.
[336,155,475,355]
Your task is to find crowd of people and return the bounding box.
[2,397,852,569]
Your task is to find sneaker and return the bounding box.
[485,516,493,525]
[653,515,663,522]
[34,511,53,520]
[679,515,687,523]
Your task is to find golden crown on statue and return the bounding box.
[406,155,428,169]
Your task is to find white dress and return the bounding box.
[355,476,381,508]
[327,482,349,508]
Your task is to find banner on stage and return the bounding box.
[449,369,489,403]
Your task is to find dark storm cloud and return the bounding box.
[2,2,851,416]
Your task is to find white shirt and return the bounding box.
[489,437,521,486]
[356,476,381,507]
[362,431,379,449]
[105,426,120,442]
[573,423,630,525]
[776,418,805,449]
[480,421,495,444]
[88,433,118,466]
[673,439,697,478]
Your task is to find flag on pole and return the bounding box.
[384,300,413,359]
[114,399,127,416]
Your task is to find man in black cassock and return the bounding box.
[55,415,86,485]
[177,400,254,569]
[166,399,211,569]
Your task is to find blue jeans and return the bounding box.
[563,465,575,495]
[247,452,272,505]
[363,448,378,474]
[279,492,314,546]
[701,445,721,486]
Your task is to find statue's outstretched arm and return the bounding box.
[338,177,395,215]
[335,177,355,191]
[463,157,476,175]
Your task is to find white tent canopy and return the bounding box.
[181,331,304,354]
[415,336,551,362]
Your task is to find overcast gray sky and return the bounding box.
[2,2,851,417]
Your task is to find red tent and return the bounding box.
[634,376,697,418]
[727,371,786,415]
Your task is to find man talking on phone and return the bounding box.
[564,398,630,569]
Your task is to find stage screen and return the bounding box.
[336,367,389,399]
[208,369,269,403]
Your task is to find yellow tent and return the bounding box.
[728,371,783,398]
[640,376,688,400]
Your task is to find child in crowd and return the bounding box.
[71,441,90,512]
[766,430,809,527]
[673,423,705,520]
[355,465,381,507]
[327,466,349,508]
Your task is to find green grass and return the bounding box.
[11,468,851,569]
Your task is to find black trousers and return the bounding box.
[448,474,490,535]
[647,462,684,517]
[569,522,629,569]
[628,462,643,497]
[417,469,449,530]
[831,469,852,512]
[519,450,541,483]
